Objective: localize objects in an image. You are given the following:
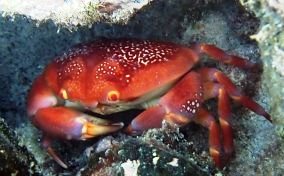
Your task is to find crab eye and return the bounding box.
[107,90,120,103]
[60,89,68,100]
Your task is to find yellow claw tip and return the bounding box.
[81,122,124,139]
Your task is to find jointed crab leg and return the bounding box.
[126,71,227,168]
[200,81,234,166]
[193,44,256,69]
[198,68,271,122]
[216,71,272,121]
[218,88,234,159]
[194,108,223,168]
[125,106,166,135]
[197,67,272,167]
[42,136,68,168]
[126,67,271,168]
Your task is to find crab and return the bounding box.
[27,39,271,169]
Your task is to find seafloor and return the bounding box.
[0,0,283,175]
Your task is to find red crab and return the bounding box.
[27,39,271,169]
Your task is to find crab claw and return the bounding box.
[33,107,124,140]
[32,107,123,168]
[80,118,124,139]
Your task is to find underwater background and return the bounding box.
[0,0,283,175]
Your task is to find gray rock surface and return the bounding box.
[0,118,38,175]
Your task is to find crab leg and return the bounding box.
[194,108,223,168]
[125,71,226,168]
[125,106,166,135]
[198,67,271,122]
[192,43,256,69]
[42,136,68,168]
[198,67,273,163]
[202,80,235,162]
[217,88,234,159]
[199,67,271,167]
[198,67,272,159]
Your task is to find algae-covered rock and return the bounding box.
[79,126,215,176]
[240,0,284,135]
[0,118,39,175]
[0,0,152,27]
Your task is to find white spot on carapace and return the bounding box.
[55,39,181,85]
[196,103,200,108]
[55,44,94,64]
[96,39,179,71]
